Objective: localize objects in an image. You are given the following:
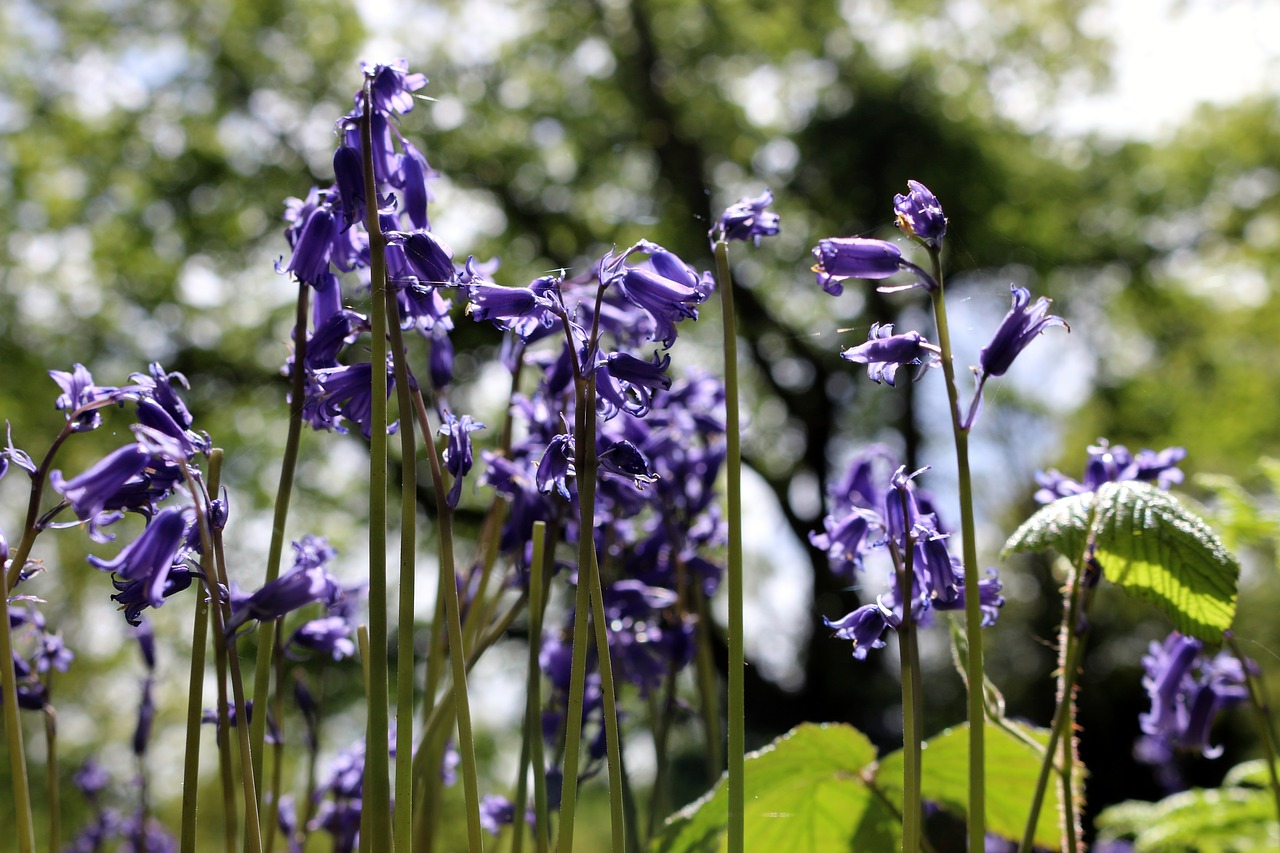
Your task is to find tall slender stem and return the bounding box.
[526,521,552,853]
[0,560,35,853]
[358,73,395,853]
[385,263,420,851]
[892,512,923,851]
[714,239,746,853]
[926,249,985,847]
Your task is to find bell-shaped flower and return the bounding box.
[50,364,119,432]
[599,439,659,490]
[841,323,939,386]
[536,433,575,500]
[439,411,486,508]
[51,444,151,522]
[812,238,906,295]
[225,561,344,636]
[603,241,712,347]
[824,598,899,660]
[713,189,780,246]
[978,285,1068,379]
[893,180,947,248]
[360,59,427,117]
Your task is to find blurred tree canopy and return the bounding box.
[3,0,1279,842]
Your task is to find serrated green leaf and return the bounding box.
[1002,491,1094,562]
[1091,481,1239,641]
[650,723,897,853]
[1095,786,1280,851]
[1223,758,1280,789]
[876,720,1061,850]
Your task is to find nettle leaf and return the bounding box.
[1003,490,1094,563]
[650,723,898,853]
[877,720,1061,850]
[1095,778,1280,851]
[1004,481,1239,642]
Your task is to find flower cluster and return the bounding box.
[1034,439,1186,503]
[1137,631,1252,762]
[813,447,1005,659]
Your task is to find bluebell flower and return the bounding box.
[360,59,428,117]
[841,323,939,386]
[602,241,712,347]
[111,568,195,627]
[73,758,110,798]
[89,508,193,624]
[977,285,1068,379]
[467,279,559,338]
[51,444,150,522]
[713,189,780,246]
[599,439,660,490]
[278,200,339,287]
[306,360,397,439]
[396,229,456,286]
[429,325,454,389]
[1035,440,1187,504]
[893,180,947,248]
[595,351,672,419]
[289,616,356,660]
[536,433,575,500]
[400,142,434,231]
[808,507,881,582]
[225,560,343,636]
[824,600,898,660]
[479,795,516,835]
[133,676,155,756]
[50,364,119,431]
[812,238,907,296]
[439,411,486,508]
[332,145,366,227]
[1138,632,1252,760]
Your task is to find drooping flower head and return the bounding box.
[1035,440,1187,504]
[978,285,1068,379]
[439,411,486,508]
[840,323,939,386]
[811,238,904,296]
[601,240,713,348]
[50,364,119,432]
[893,180,947,248]
[1137,631,1253,761]
[713,189,780,246]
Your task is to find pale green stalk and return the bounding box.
[526,521,552,853]
[358,73,395,853]
[180,450,222,853]
[263,628,287,853]
[42,695,58,853]
[416,392,485,851]
[890,515,923,851]
[385,267,420,850]
[248,282,309,801]
[358,626,373,853]
[926,247,985,847]
[713,239,745,853]
[692,585,723,787]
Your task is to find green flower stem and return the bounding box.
[357,626,373,853]
[1227,633,1280,832]
[415,390,485,851]
[585,499,627,853]
[208,551,238,853]
[42,695,58,853]
[248,281,309,801]
[180,450,221,853]
[714,239,746,853]
[262,627,288,853]
[524,521,552,853]
[926,248,985,848]
[4,421,73,595]
[891,524,923,851]
[359,74,395,853]
[0,561,35,853]
[692,584,723,786]
[385,268,420,851]
[411,558,449,853]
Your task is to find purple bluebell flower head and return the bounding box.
[51,444,150,522]
[536,433,576,500]
[713,189,780,246]
[467,280,558,338]
[808,507,882,582]
[812,238,904,295]
[278,201,338,287]
[90,509,192,625]
[440,411,486,508]
[397,230,456,286]
[34,631,73,674]
[1035,440,1187,504]
[938,568,1005,625]
[479,795,516,835]
[893,180,947,248]
[400,142,433,231]
[596,351,672,419]
[332,146,366,228]
[225,560,343,636]
[133,619,157,671]
[824,600,898,660]
[288,616,356,661]
[978,285,1068,379]
[1138,632,1251,760]
[429,325,454,389]
[51,364,119,431]
[73,758,110,798]
[603,241,712,347]
[599,439,660,489]
[841,323,939,386]
[360,59,428,117]
[307,360,397,439]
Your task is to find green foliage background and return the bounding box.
[3,0,1279,847]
